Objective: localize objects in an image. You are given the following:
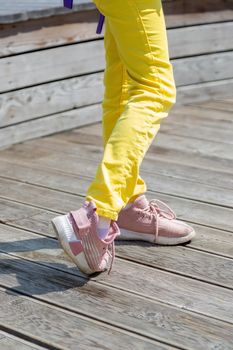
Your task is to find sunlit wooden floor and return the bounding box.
[0,97,233,349]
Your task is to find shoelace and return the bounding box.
[107,241,115,274]
[141,199,176,243]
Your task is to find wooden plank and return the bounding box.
[115,241,233,289]
[0,53,231,144]
[0,73,103,128]
[0,332,45,350]
[0,259,232,350]
[192,99,233,113]
[1,196,233,260]
[1,230,233,325]
[96,258,233,326]
[2,113,232,216]
[0,73,231,135]
[168,22,233,58]
[1,170,233,255]
[165,10,233,28]
[188,224,233,259]
[173,51,233,86]
[61,118,233,145]
[0,40,105,93]
[2,125,233,176]
[58,114,233,146]
[0,166,233,232]
[0,178,232,287]
[0,11,101,58]
[164,0,233,18]
[0,221,233,289]
[0,0,96,23]
[1,196,233,288]
[160,120,233,144]
[176,78,233,104]
[140,140,233,174]
[218,97,233,103]
[0,150,233,210]
[53,129,233,191]
[1,130,233,208]
[1,17,232,59]
[0,198,44,227]
[0,288,165,350]
[153,132,233,160]
[0,41,232,93]
[18,128,233,175]
[0,104,101,149]
[170,103,233,124]
[0,74,232,132]
[3,105,233,143]
[0,118,232,176]
[68,124,233,162]
[1,0,232,25]
[213,98,233,107]
[165,3,233,31]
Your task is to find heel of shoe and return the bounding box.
[51,215,74,241]
[51,215,94,275]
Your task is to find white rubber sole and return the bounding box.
[117,228,196,245]
[51,215,94,275]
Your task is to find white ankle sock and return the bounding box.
[97,215,111,240]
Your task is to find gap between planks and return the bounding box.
[0,330,50,350]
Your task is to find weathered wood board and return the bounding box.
[0,0,232,147]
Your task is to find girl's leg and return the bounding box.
[101,18,147,205]
[86,0,176,220]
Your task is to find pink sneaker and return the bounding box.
[116,195,196,245]
[51,201,120,275]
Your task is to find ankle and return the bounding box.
[97,215,111,240]
[125,194,143,209]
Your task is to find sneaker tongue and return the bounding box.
[133,195,149,209]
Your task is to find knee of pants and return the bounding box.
[127,58,177,111]
[167,79,177,108]
[155,65,177,111]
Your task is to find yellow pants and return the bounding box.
[86,0,176,220]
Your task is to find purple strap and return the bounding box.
[96,13,105,34]
[63,0,73,9]
[63,1,104,35]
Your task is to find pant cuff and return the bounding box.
[95,207,119,221]
[85,196,119,221]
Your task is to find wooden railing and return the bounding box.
[0,0,232,148]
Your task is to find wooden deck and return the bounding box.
[0,96,233,349]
